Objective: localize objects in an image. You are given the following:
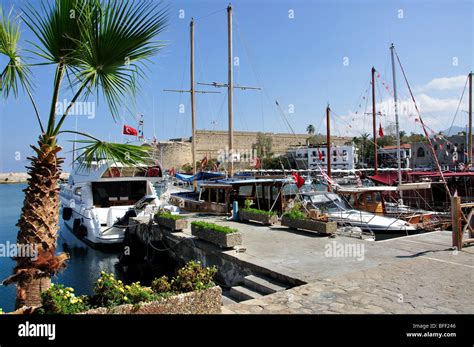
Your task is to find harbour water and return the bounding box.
[0,184,121,312]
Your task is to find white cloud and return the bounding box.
[415,75,467,92]
[333,93,468,137]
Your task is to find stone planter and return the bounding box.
[81,286,222,314]
[281,215,337,235]
[155,215,188,232]
[239,210,278,226]
[191,225,242,249]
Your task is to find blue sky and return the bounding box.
[1,0,473,171]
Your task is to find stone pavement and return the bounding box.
[176,215,474,314]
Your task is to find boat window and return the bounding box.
[238,185,253,196]
[92,181,147,207]
[74,187,82,196]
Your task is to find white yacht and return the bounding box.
[301,192,416,233]
[59,161,164,246]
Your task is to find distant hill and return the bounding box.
[441,126,473,136]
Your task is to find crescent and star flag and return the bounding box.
[123,125,138,136]
[378,123,384,138]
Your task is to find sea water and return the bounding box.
[0,184,120,312]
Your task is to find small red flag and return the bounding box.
[123,125,138,136]
[378,123,384,138]
[254,157,261,169]
[317,148,323,161]
[200,156,208,169]
[292,172,305,190]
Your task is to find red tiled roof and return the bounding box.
[382,144,412,150]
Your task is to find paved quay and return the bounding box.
[175,216,473,314]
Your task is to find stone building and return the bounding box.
[151,130,351,170]
[410,133,471,170]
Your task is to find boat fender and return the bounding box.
[62,207,73,221]
[73,218,81,232]
[77,225,88,238]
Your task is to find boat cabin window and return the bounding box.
[74,187,82,196]
[92,181,147,207]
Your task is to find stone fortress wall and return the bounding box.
[152,130,351,170]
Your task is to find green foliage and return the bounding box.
[39,284,90,314]
[92,272,128,307]
[151,276,172,293]
[306,124,315,135]
[191,221,238,234]
[283,209,307,220]
[74,140,153,170]
[170,261,217,293]
[0,6,31,98]
[156,211,184,220]
[0,307,4,314]
[254,132,273,159]
[283,201,306,220]
[242,208,277,216]
[39,261,217,313]
[123,282,157,305]
[181,163,193,173]
[244,199,253,209]
[307,134,326,145]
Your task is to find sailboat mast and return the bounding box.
[227,5,234,177]
[469,71,472,166]
[372,66,378,175]
[390,43,403,186]
[190,18,196,175]
[326,105,331,181]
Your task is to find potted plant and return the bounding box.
[281,203,336,235]
[191,221,242,248]
[239,199,278,225]
[154,211,188,232]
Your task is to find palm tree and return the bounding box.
[306,124,315,135]
[1,0,168,308]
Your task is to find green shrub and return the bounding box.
[151,276,172,293]
[191,221,238,234]
[156,211,184,220]
[283,209,307,220]
[92,272,128,307]
[241,207,277,216]
[124,282,157,304]
[244,199,253,209]
[40,284,89,314]
[171,261,217,292]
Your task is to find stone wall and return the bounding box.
[152,130,351,170]
[151,141,192,171]
[82,286,222,314]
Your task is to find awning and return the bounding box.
[175,171,224,182]
[369,172,400,186]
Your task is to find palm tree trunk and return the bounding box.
[8,137,68,308]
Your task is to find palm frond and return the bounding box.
[22,0,86,65]
[0,6,31,98]
[72,139,153,169]
[74,0,169,119]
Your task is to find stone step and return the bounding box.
[243,274,289,295]
[221,291,238,306]
[228,285,263,302]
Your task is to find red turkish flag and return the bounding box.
[378,123,384,138]
[123,125,138,136]
[292,171,305,190]
[317,148,323,161]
